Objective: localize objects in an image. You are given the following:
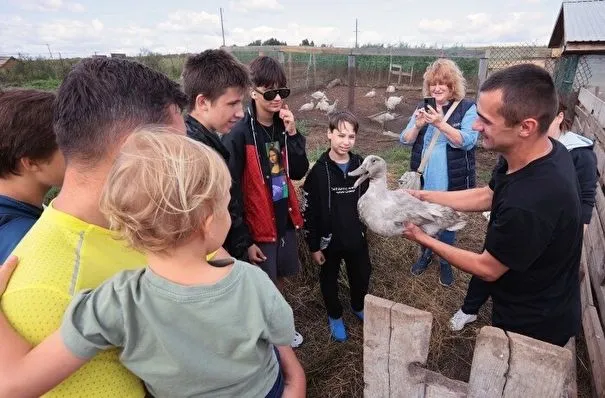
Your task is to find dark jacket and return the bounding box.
[0,195,42,263]
[302,150,368,252]
[186,114,250,257]
[222,102,309,256]
[185,114,230,162]
[409,98,476,191]
[555,132,597,224]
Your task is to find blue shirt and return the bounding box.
[400,104,479,191]
[0,195,43,263]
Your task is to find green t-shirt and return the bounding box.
[61,260,294,398]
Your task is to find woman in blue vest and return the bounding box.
[400,59,479,286]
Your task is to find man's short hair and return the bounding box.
[0,89,57,178]
[480,64,557,134]
[182,49,250,110]
[328,110,359,134]
[249,56,287,89]
[55,57,187,165]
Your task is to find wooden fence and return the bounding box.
[364,295,574,397]
[573,87,605,398]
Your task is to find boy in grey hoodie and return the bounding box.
[449,98,597,332]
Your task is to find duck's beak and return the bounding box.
[349,165,369,188]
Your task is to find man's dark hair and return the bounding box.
[182,49,250,110]
[0,89,57,178]
[55,57,187,165]
[480,63,557,134]
[328,110,359,134]
[249,56,287,89]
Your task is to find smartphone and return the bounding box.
[423,97,436,112]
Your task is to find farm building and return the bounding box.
[0,56,18,70]
[548,0,605,92]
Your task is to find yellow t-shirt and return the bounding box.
[2,204,147,397]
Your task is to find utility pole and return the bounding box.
[220,8,226,47]
[354,19,359,48]
[46,43,53,59]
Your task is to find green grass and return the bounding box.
[307,147,326,163]
[371,146,412,176]
[43,187,60,205]
[296,119,310,136]
[19,79,62,91]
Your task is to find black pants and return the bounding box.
[461,276,491,315]
[319,242,372,319]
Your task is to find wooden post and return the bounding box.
[347,54,356,112]
[388,303,433,397]
[288,53,293,86]
[363,295,394,397]
[311,53,316,89]
[468,327,572,398]
[277,51,285,65]
[477,49,489,92]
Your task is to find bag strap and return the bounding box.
[417,100,461,174]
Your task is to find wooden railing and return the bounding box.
[573,86,605,398]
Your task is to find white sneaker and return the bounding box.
[291,331,303,348]
[449,309,478,331]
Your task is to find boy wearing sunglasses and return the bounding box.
[223,56,309,348]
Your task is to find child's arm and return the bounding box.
[301,169,322,260]
[276,345,306,398]
[0,330,87,397]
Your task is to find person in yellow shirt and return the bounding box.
[0,57,189,398]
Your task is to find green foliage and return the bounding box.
[44,187,60,206]
[248,39,262,46]
[262,38,287,46]
[296,119,310,136]
[19,79,62,90]
[300,39,315,47]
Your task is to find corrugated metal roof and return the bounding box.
[563,1,605,43]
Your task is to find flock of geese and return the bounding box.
[298,84,405,118]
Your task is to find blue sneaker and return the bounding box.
[352,309,364,321]
[439,261,454,287]
[328,317,348,342]
[411,249,432,276]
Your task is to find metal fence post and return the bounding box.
[348,54,356,111]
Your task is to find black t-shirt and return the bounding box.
[256,120,292,238]
[485,139,582,346]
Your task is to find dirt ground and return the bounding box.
[281,85,593,397]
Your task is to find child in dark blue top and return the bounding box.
[0,89,65,263]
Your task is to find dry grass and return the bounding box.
[282,101,593,397]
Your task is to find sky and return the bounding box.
[0,0,566,58]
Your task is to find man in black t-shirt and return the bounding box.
[403,64,582,346]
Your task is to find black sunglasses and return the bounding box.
[255,88,290,101]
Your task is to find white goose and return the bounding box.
[324,99,338,114]
[299,101,314,111]
[385,96,404,111]
[386,85,396,93]
[311,91,327,101]
[348,155,466,237]
[365,88,376,98]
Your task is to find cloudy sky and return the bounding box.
[1,0,565,58]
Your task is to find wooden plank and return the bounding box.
[575,105,605,146]
[423,369,468,398]
[564,338,578,398]
[579,87,605,129]
[388,302,433,397]
[363,295,394,398]
[503,331,572,397]
[586,192,605,286]
[468,326,509,397]
[580,243,595,311]
[582,305,605,398]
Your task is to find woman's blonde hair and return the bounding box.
[422,58,467,101]
[99,127,231,254]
